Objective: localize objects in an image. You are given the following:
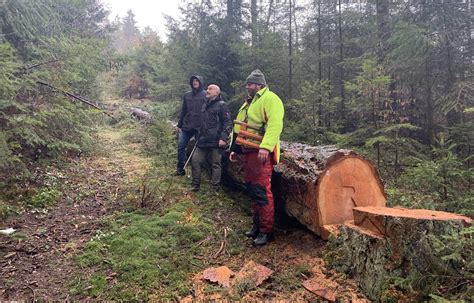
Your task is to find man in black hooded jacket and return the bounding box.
[175,75,206,176]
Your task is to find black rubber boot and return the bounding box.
[244,225,259,238]
[174,170,185,176]
[244,215,259,238]
[253,232,270,246]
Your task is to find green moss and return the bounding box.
[73,199,215,299]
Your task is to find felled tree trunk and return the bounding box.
[225,142,387,239]
[131,107,152,121]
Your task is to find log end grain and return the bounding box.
[317,154,386,229]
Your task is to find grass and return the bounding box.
[75,200,215,300]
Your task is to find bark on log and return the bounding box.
[225,141,387,239]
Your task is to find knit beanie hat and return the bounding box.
[245,69,267,86]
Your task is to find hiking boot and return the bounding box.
[253,232,273,246]
[244,225,259,239]
[211,186,220,195]
[174,170,185,176]
[191,185,200,192]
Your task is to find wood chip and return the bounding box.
[232,261,273,287]
[202,266,235,287]
[303,279,337,302]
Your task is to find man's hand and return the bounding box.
[218,139,226,148]
[229,151,238,162]
[258,148,269,164]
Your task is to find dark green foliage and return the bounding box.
[428,226,473,301]
[0,0,112,212]
[391,137,473,216]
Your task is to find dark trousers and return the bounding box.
[244,152,275,233]
[176,129,197,173]
[191,147,222,190]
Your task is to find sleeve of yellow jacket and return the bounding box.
[259,91,284,161]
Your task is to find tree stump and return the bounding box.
[327,206,472,300]
[225,142,386,239]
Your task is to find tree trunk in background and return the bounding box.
[468,0,473,81]
[251,0,257,47]
[375,0,390,62]
[317,0,323,127]
[227,0,234,28]
[338,0,346,129]
[288,0,293,99]
[442,2,459,127]
[292,0,299,49]
[424,60,435,146]
[265,0,274,30]
[227,0,242,35]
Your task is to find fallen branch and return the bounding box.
[23,58,60,72]
[36,80,116,121]
[195,236,211,247]
[15,58,61,76]
[213,227,227,258]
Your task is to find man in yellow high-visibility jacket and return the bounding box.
[229,69,284,246]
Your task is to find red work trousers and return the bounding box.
[244,151,274,233]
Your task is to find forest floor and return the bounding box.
[0,100,369,301]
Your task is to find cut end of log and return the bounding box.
[353,206,472,236]
[317,154,386,230]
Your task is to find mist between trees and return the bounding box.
[0,0,472,216]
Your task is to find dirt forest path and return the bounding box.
[0,122,151,300]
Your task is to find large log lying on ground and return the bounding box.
[225,142,387,239]
[130,107,152,121]
[327,206,472,300]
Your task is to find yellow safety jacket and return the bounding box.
[234,87,284,163]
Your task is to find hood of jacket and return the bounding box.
[190,75,204,94]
